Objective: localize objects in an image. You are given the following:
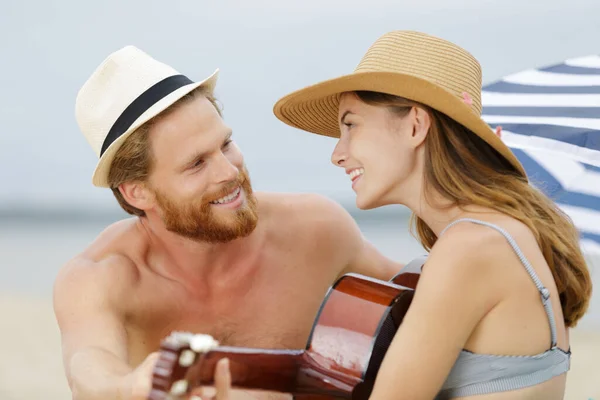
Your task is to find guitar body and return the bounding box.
[390,255,426,289]
[149,271,420,400]
[300,273,415,399]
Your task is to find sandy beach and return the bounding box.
[0,292,598,400]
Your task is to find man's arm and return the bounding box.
[347,239,429,289]
[340,226,404,281]
[53,255,152,400]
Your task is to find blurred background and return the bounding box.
[1,0,599,398]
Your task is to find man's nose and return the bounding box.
[214,153,239,183]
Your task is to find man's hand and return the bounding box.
[121,352,160,400]
[191,358,232,400]
[191,359,291,400]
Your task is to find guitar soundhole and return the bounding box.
[352,290,415,400]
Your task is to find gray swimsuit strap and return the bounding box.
[440,217,558,347]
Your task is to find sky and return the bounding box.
[1,0,599,216]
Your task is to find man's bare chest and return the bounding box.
[125,263,337,365]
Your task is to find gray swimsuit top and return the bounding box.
[397,218,571,398]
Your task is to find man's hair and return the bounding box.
[107,86,222,216]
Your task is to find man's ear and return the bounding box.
[411,106,431,147]
[119,181,154,211]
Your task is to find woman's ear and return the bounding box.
[411,107,431,147]
[119,181,154,211]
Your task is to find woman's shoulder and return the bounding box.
[426,214,541,283]
[434,214,538,256]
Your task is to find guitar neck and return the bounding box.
[195,347,305,392]
[152,346,359,398]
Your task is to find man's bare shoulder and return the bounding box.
[53,217,145,307]
[255,192,402,280]
[79,217,147,261]
[256,191,353,226]
[255,191,361,249]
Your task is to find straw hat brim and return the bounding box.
[92,69,219,187]
[273,71,526,178]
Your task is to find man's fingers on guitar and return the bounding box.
[184,358,230,400]
[188,386,206,399]
[187,388,208,400]
[144,352,160,370]
[188,385,216,400]
[215,358,231,400]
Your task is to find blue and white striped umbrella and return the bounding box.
[481,54,600,256]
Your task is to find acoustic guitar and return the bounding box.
[149,256,427,400]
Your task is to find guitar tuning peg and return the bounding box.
[179,349,197,367]
[170,379,188,396]
[189,334,219,352]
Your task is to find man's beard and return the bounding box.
[152,168,258,243]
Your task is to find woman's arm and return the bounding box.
[369,224,504,400]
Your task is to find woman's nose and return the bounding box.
[331,139,348,167]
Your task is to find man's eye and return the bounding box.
[194,159,204,168]
[223,139,233,149]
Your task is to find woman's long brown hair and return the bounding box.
[355,91,592,327]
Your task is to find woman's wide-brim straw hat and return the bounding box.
[75,45,219,187]
[273,30,527,179]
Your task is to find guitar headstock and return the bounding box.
[148,331,220,400]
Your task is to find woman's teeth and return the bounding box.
[210,187,241,204]
[350,168,364,180]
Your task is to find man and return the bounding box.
[53,46,403,400]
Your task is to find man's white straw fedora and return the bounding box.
[76,45,219,187]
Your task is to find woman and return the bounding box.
[209,31,593,399]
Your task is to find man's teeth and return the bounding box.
[210,187,241,204]
[349,168,364,180]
